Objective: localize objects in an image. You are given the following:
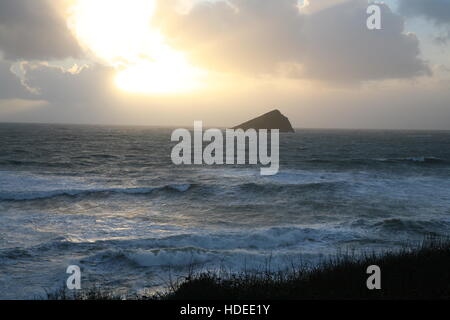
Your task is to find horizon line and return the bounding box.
[0,121,449,132]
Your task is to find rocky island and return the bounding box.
[233,109,295,133]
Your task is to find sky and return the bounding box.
[0,0,449,130]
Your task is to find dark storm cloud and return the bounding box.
[154,0,430,82]
[0,0,81,61]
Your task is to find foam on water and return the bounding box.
[0,171,192,201]
[1,125,449,299]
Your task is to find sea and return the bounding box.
[0,123,449,299]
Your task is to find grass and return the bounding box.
[44,286,126,300]
[46,238,450,300]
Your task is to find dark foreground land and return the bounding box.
[49,239,450,300]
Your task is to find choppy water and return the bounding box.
[0,123,449,299]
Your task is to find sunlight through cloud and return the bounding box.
[69,0,204,94]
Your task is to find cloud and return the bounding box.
[0,0,81,61]
[20,62,116,103]
[0,61,123,124]
[398,0,450,44]
[398,0,450,25]
[299,0,431,82]
[155,0,306,74]
[300,0,349,13]
[0,60,34,99]
[154,0,430,82]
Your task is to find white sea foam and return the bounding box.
[1,125,450,299]
[0,171,192,201]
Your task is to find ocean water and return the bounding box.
[0,123,449,299]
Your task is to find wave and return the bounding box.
[34,221,397,269]
[126,248,217,267]
[3,218,449,271]
[376,156,447,164]
[0,184,192,201]
[0,178,342,203]
[304,156,447,165]
[74,246,321,271]
[0,225,361,263]
[238,181,342,193]
[0,167,351,202]
[0,159,79,168]
[371,218,450,235]
[0,248,33,260]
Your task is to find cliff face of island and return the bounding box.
[233,109,295,133]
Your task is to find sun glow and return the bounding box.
[69,0,204,94]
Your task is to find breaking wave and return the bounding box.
[0,184,192,201]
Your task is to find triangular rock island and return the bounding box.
[233,109,295,133]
